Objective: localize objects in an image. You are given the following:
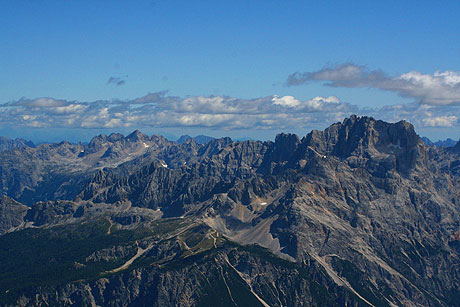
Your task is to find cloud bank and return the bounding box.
[288,64,460,105]
[1,92,459,133]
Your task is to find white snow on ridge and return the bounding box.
[143,142,149,148]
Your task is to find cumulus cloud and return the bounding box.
[272,95,302,107]
[0,93,459,132]
[4,97,70,108]
[287,64,460,105]
[422,116,458,127]
[271,95,341,112]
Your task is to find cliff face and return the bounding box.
[1,116,460,306]
[0,196,29,234]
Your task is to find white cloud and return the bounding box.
[22,115,36,121]
[1,93,459,133]
[288,64,460,105]
[422,116,458,127]
[104,118,123,128]
[8,97,69,108]
[272,95,302,107]
[27,120,48,128]
[53,104,88,114]
[272,95,340,111]
[305,96,340,111]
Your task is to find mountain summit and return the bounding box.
[0,116,459,306]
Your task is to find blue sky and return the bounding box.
[1,1,460,142]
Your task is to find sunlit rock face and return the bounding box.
[1,116,460,306]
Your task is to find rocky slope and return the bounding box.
[0,131,172,205]
[0,196,29,234]
[0,137,34,152]
[0,115,459,306]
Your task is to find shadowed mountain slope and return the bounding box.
[1,116,460,306]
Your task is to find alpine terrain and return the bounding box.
[0,115,460,306]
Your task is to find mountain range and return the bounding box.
[176,135,216,145]
[0,137,35,152]
[421,137,459,148]
[0,115,459,306]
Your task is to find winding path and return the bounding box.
[106,241,153,274]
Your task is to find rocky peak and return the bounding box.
[329,115,382,157]
[304,115,420,154]
[107,133,124,142]
[257,133,300,174]
[87,134,108,146]
[180,138,199,154]
[0,137,35,152]
[177,135,192,144]
[193,135,215,144]
[269,133,300,162]
[84,134,109,155]
[88,134,108,144]
[295,116,425,175]
[149,135,170,147]
[198,137,232,157]
[125,130,145,142]
[2,115,460,306]
[177,134,215,145]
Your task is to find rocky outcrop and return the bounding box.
[0,196,29,234]
[24,200,79,226]
[0,136,34,152]
[0,131,174,205]
[0,115,459,306]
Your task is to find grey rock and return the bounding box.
[0,196,29,234]
[1,115,460,306]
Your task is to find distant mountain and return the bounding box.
[421,136,433,146]
[0,136,34,152]
[421,136,458,148]
[435,138,458,147]
[177,134,215,144]
[235,136,255,141]
[0,131,171,205]
[1,116,460,306]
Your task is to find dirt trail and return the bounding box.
[210,231,218,248]
[106,217,113,235]
[106,241,153,274]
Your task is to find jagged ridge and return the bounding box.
[0,115,460,306]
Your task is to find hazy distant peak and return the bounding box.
[0,136,35,152]
[177,135,215,145]
[176,135,192,144]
